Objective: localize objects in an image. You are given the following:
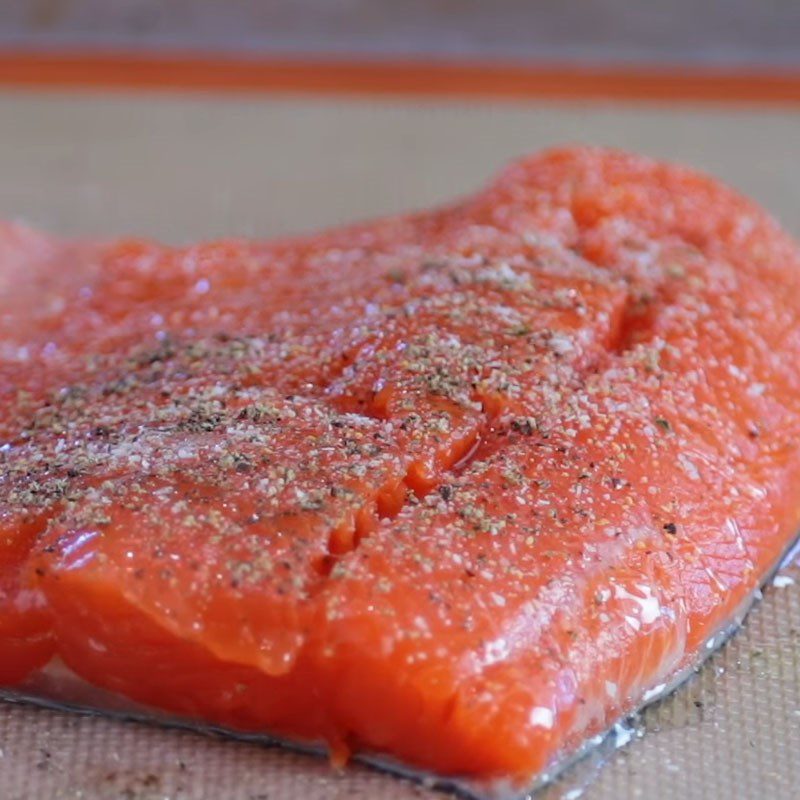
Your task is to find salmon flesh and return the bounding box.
[2,147,800,792]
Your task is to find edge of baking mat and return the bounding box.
[0,51,799,106]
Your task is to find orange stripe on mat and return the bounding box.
[0,51,799,105]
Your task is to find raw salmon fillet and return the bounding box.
[2,147,800,791]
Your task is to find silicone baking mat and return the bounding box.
[1,91,799,800]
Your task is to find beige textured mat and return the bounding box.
[1,92,799,799]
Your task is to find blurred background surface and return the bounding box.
[2,93,798,242]
[0,0,798,241]
[1,0,800,68]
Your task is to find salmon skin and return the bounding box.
[2,147,800,794]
